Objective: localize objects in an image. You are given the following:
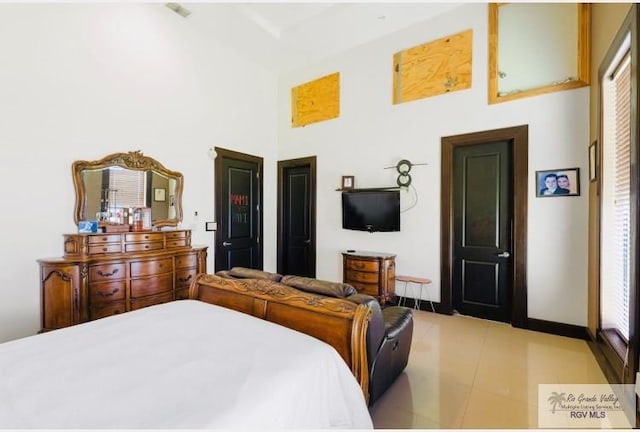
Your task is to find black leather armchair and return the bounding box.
[344,293,413,405]
[216,269,414,404]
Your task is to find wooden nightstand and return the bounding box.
[342,250,396,305]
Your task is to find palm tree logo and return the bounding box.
[548,392,567,414]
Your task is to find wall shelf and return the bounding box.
[336,186,400,192]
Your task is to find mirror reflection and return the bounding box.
[82,167,178,223]
[73,151,183,229]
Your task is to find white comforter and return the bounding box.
[0,300,373,429]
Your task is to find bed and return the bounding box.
[0,296,373,428]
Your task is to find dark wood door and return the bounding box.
[214,148,263,272]
[277,157,316,277]
[452,141,513,322]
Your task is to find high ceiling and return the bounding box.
[178,2,463,73]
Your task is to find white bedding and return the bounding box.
[0,300,373,429]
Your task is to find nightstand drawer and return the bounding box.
[346,259,379,272]
[349,281,379,297]
[346,270,379,284]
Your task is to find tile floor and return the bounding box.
[369,309,609,429]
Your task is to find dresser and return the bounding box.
[38,230,207,331]
[342,250,396,305]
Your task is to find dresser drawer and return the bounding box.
[130,258,173,277]
[175,253,197,269]
[166,239,188,249]
[88,234,122,245]
[346,270,379,284]
[90,301,126,320]
[89,263,126,282]
[175,268,196,288]
[130,292,173,311]
[165,231,187,240]
[125,242,163,253]
[125,233,164,243]
[349,281,379,297]
[88,244,123,255]
[130,273,173,298]
[346,259,379,272]
[89,281,126,303]
[175,287,190,300]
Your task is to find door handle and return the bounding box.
[497,251,511,258]
[303,239,311,244]
[222,241,232,246]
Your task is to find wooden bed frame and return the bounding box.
[188,273,371,401]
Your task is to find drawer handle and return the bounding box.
[353,262,366,269]
[102,247,108,252]
[178,274,193,283]
[102,237,108,241]
[145,245,150,249]
[144,235,149,239]
[96,268,119,277]
[98,287,119,297]
[159,263,164,268]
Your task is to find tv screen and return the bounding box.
[342,190,400,232]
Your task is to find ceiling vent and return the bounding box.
[166,3,191,18]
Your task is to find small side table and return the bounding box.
[396,275,434,312]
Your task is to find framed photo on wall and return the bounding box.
[536,168,580,197]
[341,175,354,190]
[154,188,166,202]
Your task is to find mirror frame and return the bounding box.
[488,3,591,104]
[72,151,184,228]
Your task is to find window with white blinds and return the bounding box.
[600,41,631,341]
[107,168,146,210]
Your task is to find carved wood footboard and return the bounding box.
[188,273,371,402]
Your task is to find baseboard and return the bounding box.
[527,317,590,340]
[393,298,590,341]
[392,296,445,314]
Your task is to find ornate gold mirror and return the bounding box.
[488,3,590,104]
[73,151,183,228]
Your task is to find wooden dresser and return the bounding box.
[38,230,207,331]
[342,250,396,305]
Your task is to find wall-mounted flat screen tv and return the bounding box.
[342,189,400,233]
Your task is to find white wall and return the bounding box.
[0,3,278,342]
[277,4,589,326]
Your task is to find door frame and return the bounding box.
[214,146,264,271]
[276,156,317,276]
[441,125,529,328]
